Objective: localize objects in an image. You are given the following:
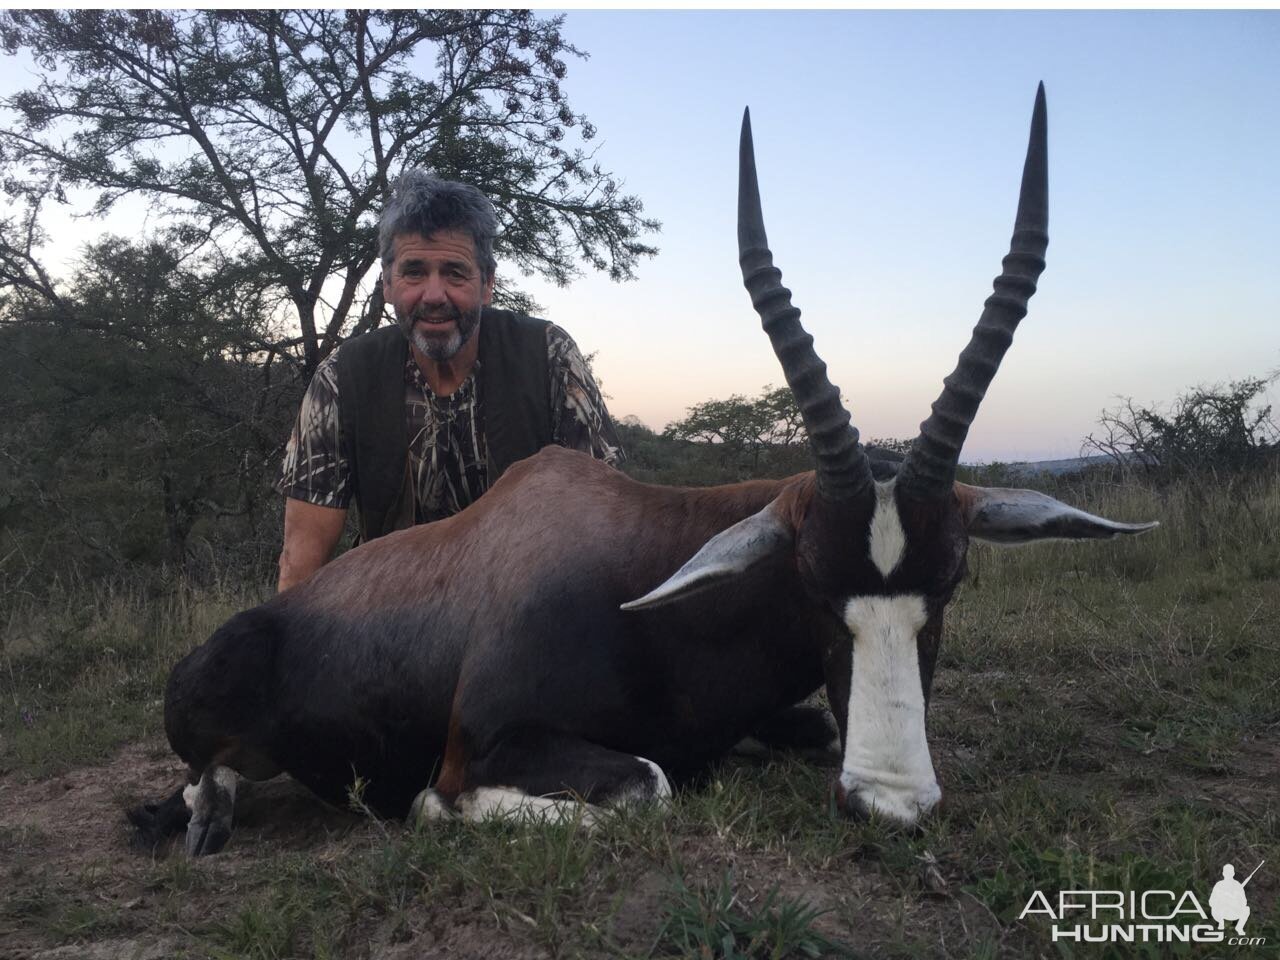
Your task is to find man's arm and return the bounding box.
[546,323,625,466]
[278,498,347,592]
[275,349,353,591]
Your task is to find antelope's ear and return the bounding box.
[955,483,1158,545]
[621,498,793,611]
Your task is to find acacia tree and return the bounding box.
[0,9,658,377]
[1084,377,1279,477]
[665,385,806,471]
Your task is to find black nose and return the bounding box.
[831,780,931,834]
[833,780,874,821]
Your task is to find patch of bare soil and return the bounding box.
[369,918,552,960]
[2,744,686,960]
[656,834,1018,958]
[0,740,371,959]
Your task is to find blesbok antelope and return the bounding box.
[134,84,1155,855]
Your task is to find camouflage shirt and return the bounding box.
[278,323,624,524]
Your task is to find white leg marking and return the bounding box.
[840,595,941,825]
[183,766,237,820]
[868,480,907,579]
[408,788,455,823]
[413,757,671,829]
[456,787,599,828]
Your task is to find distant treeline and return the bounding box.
[4,310,1275,609]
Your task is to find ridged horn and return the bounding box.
[738,107,872,503]
[898,83,1050,500]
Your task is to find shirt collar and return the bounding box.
[404,354,480,401]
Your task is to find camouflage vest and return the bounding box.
[335,308,553,542]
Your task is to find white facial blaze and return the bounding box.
[868,480,907,579]
[840,594,941,824]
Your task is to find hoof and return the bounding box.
[185,815,233,856]
[182,766,237,856]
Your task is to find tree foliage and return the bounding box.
[865,437,913,459]
[1084,376,1279,478]
[0,9,658,374]
[0,238,297,596]
[665,385,806,472]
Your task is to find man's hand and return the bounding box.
[278,498,348,592]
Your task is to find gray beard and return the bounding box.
[398,303,482,362]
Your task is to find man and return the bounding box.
[276,171,624,591]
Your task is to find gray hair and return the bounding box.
[378,170,499,281]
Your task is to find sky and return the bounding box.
[4,9,1278,462]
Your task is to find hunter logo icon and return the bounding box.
[1020,858,1268,946]
[1210,861,1264,936]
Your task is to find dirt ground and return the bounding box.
[1,741,366,959]
[0,740,978,959]
[3,728,1276,958]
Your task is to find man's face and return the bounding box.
[383,229,494,362]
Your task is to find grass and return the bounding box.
[651,868,855,959]
[1,575,265,776]
[2,466,1278,957]
[187,796,865,958]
